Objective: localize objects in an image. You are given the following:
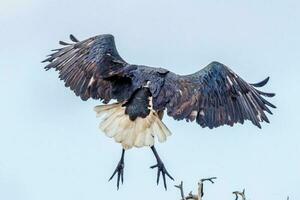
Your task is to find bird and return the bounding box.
[42,33,276,190]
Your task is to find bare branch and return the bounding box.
[176,177,217,200]
[186,191,198,200]
[175,182,198,200]
[200,177,217,184]
[233,189,246,200]
[198,177,217,199]
[175,181,186,200]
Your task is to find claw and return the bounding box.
[151,161,174,190]
[150,164,158,169]
[109,149,125,190]
[109,160,124,190]
[150,146,174,190]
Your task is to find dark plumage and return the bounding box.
[43,34,276,190]
[43,34,275,129]
[123,87,152,121]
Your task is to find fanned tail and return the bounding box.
[94,104,171,149]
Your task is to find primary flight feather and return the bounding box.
[43,34,275,190]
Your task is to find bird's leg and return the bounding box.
[150,145,174,190]
[109,148,125,190]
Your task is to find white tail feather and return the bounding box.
[94,103,171,149]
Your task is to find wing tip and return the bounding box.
[59,40,71,46]
[69,34,79,42]
[41,57,53,63]
[44,66,50,71]
[256,90,276,98]
[251,76,270,88]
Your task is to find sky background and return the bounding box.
[0,0,299,199]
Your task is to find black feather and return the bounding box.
[251,77,269,87]
[59,41,71,45]
[70,34,79,42]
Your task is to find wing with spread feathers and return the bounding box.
[148,61,276,128]
[43,34,129,102]
[43,35,276,128]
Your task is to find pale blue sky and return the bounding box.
[0,0,299,199]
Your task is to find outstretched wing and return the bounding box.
[43,34,128,102]
[151,61,276,129]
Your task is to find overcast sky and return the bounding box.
[0,0,299,200]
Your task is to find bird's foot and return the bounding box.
[109,156,124,190]
[150,160,174,190]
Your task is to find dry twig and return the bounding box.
[175,181,186,200]
[175,177,217,200]
[233,189,246,200]
[198,177,217,198]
